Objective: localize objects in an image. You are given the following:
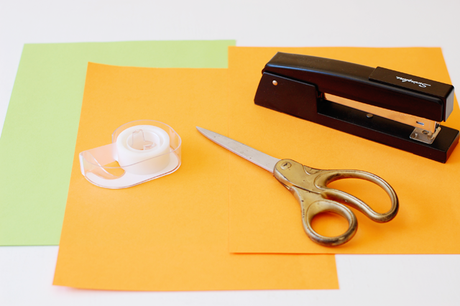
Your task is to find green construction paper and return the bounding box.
[0,40,235,246]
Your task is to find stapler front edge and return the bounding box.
[254,52,459,163]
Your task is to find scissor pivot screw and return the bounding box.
[280,161,292,169]
[272,80,278,86]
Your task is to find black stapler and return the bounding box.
[254,52,459,163]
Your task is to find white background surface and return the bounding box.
[1,0,460,305]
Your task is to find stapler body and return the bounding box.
[254,52,459,163]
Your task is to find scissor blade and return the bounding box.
[196,127,280,173]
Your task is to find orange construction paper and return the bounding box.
[227,47,460,254]
[53,63,338,290]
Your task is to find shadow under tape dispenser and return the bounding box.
[79,120,181,189]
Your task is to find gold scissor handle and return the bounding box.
[274,159,399,247]
[315,169,399,223]
[298,190,358,246]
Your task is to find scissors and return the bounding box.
[197,127,399,247]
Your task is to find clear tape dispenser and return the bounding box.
[79,120,181,189]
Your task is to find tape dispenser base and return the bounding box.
[79,120,181,189]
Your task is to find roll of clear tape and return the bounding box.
[116,125,170,175]
[79,120,181,189]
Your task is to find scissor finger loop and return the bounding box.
[314,169,399,223]
[303,194,358,246]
